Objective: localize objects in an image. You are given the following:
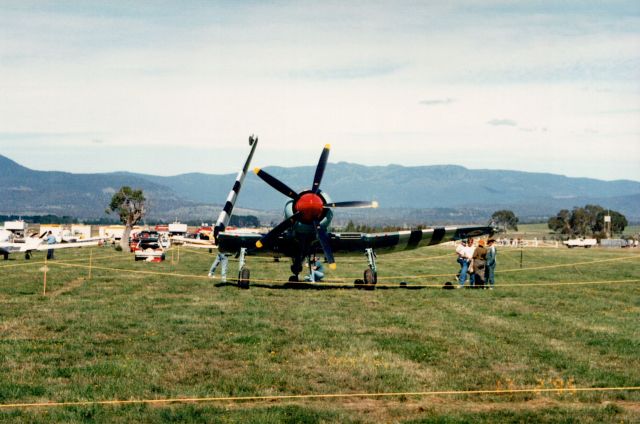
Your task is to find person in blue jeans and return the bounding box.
[208,252,228,282]
[304,256,324,282]
[455,239,472,288]
[485,238,497,289]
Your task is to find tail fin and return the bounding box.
[214,135,259,241]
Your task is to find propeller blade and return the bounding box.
[314,221,336,269]
[255,212,301,248]
[254,168,298,199]
[325,200,379,209]
[312,144,331,193]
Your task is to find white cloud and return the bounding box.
[0,1,638,180]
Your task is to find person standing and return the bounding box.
[304,255,325,282]
[456,239,474,288]
[485,238,497,289]
[46,231,56,260]
[208,251,229,282]
[465,238,476,286]
[472,239,488,288]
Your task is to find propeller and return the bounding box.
[253,144,378,269]
[255,212,301,249]
[325,200,379,209]
[312,144,330,193]
[254,168,298,199]
[314,220,336,269]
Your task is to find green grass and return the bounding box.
[0,244,639,422]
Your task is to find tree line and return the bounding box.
[547,204,627,238]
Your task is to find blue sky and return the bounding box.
[0,1,638,180]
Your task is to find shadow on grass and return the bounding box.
[213,281,446,290]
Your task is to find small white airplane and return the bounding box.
[0,229,103,260]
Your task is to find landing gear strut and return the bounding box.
[356,248,377,290]
[237,248,250,289]
[288,256,303,282]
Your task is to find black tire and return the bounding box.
[288,275,299,282]
[25,252,31,260]
[3,252,8,260]
[238,268,250,289]
[364,269,376,290]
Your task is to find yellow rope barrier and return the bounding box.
[0,386,637,410]
[49,261,211,280]
[4,249,638,289]
[0,261,46,269]
[42,260,640,289]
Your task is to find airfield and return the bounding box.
[1,239,638,422]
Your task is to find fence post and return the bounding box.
[43,255,48,295]
[520,248,523,269]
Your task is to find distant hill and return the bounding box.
[1,154,639,224]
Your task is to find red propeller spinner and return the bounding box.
[294,192,325,223]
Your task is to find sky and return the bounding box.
[1,1,639,181]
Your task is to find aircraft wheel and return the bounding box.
[238,268,250,289]
[3,252,8,260]
[25,252,31,260]
[288,275,299,282]
[364,269,376,290]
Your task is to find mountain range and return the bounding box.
[1,154,639,225]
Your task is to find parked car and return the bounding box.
[563,238,597,248]
[134,236,169,262]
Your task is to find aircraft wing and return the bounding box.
[217,231,264,254]
[217,225,493,257]
[330,225,494,254]
[35,240,103,251]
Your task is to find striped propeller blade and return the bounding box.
[214,135,258,240]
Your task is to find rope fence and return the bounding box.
[1,248,638,291]
[1,386,638,410]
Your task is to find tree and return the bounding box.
[569,207,592,237]
[106,186,146,250]
[229,215,260,227]
[490,210,519,231]
[594,210,628,236]
[547,209,572,235]
[548,204,627,237]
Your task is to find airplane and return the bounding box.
[213,135,495,289]
[1,229,103,260]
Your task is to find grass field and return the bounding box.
[1,244,639,423]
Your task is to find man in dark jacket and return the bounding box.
[472,239,487,288]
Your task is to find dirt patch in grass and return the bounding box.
[48,278,86,297]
